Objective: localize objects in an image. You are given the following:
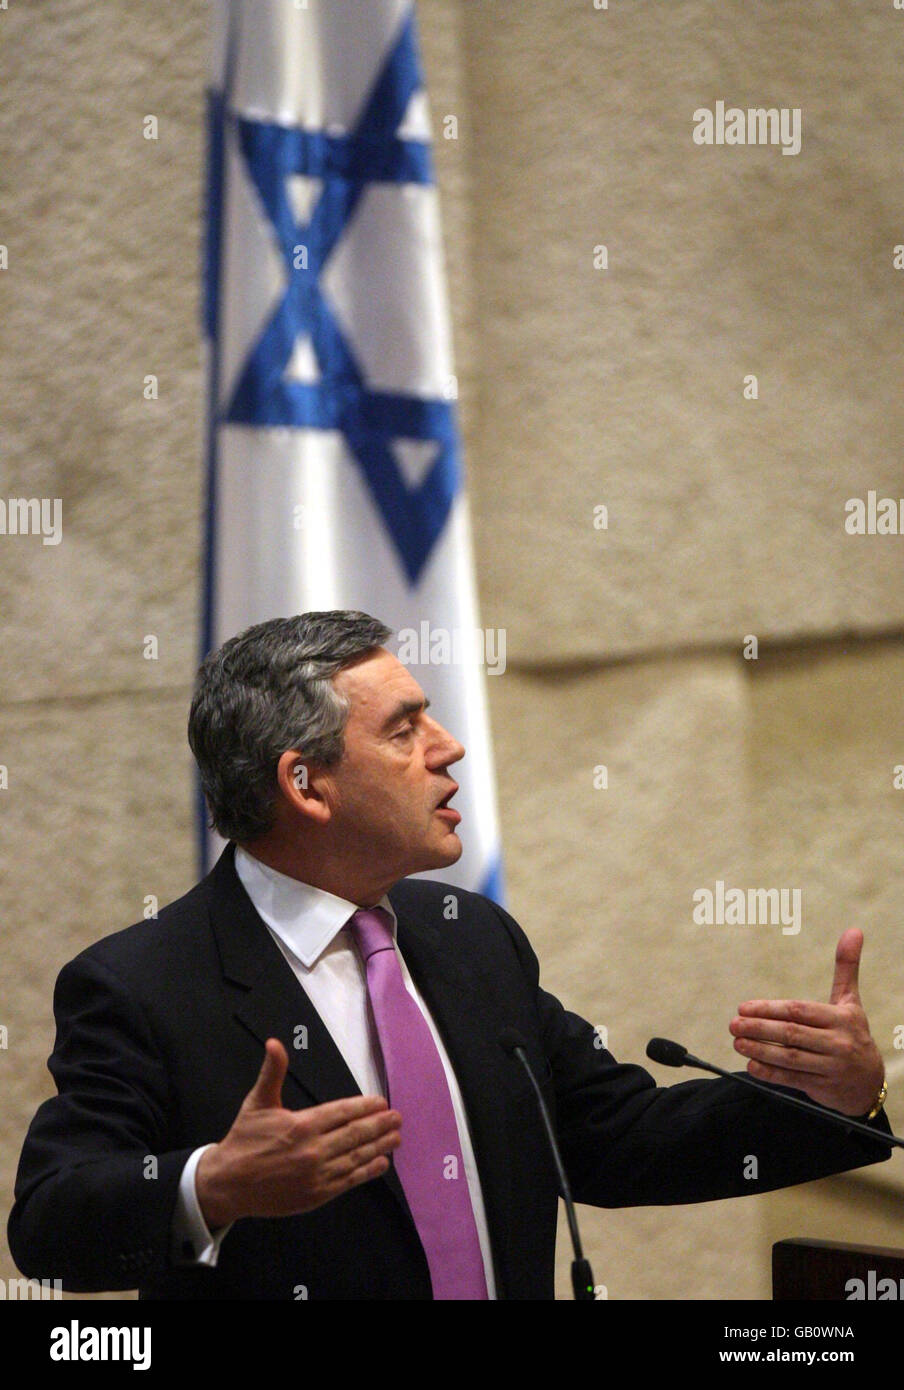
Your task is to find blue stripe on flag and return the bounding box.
[478,855,506,906]
[220,10,458,584]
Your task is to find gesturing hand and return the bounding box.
[196,1038,402,1229]
[728,928,885,1118]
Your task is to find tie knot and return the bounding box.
[349,906,395,961]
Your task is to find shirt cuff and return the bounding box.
[171,1144,234,1266]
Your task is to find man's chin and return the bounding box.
[410,830,463,874]
[439,831,463,865]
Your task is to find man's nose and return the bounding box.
[426,719,465,767]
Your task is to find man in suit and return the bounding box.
[8,611,893,1299]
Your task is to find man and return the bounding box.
[8,611,892,1299]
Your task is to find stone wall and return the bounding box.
[1,0,901,1301]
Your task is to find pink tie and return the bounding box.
[349,907,489,1300]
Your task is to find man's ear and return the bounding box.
[275,750,332,826]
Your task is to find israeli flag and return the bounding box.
[201,0,503,900]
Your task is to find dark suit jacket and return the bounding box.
[8,844,893,1299]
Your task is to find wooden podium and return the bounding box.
[773,1238,904,1300]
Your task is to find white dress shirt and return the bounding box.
[171,846,497,1297]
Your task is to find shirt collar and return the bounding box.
[234,844,398,969]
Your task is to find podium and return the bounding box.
[773,1238,904,1300]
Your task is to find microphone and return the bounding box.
[646,1037,904,1150]
[646,1038,689,1068]
[499,1027,597,1301]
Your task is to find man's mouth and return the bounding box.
[434,785,461,823]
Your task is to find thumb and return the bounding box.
[245,1037,288,1110]
[829,927,863,1005]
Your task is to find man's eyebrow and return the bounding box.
[380,696,430,732]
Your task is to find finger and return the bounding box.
[742,1056,823,1091]
[318,1109,402,1163]
[736,999,837,1028]
[729,1015,838,1055]
[732,1036,833,1075]
[322,1127,402,1182]
[342,1154,392,1189]
[246,1038,289,1110]
[829,927,863,1006]
[298,1094,393,1136]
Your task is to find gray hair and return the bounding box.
[188,611,392,843]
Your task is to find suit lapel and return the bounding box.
[205,844,411,1214]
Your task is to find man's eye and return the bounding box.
[392,725,414,739]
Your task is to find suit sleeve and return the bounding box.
[7,951,195,1291]
[490,900,893,1207]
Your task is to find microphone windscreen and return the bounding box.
[646,1037,688,1067]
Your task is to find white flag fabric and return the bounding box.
[201,0,503,899]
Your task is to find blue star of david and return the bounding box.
[216,13,459,585]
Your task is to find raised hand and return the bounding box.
[196,1038,402,1228]
[728,928,885,1117]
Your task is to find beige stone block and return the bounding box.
[489,657,752,1056]
[0,2,206,701]
[418,0,481,460]
[0,689,195,1295]
[463,0,904,661]
[746,644,904,1268]
[488,658,771,1296]
[487,646,904,1296]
